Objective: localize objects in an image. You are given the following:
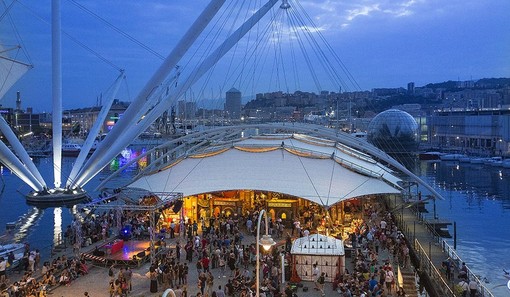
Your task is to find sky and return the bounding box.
[1,0,509,113]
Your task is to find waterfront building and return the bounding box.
[177,100,197,120]
[428,108,510,156]
[64,99,130,136]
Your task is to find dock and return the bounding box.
[387,193,494,297]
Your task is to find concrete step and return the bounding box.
[400,269,419,297]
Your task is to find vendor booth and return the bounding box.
[291,233,345,282]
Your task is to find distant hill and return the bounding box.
[475,78,510,88]
[424,77,510,90]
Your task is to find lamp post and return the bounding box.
[256,209,276,297]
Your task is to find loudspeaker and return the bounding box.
[172,200,183,213]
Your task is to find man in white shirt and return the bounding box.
[468,279,478,297]
[458,279,468,297]
[380,219,387,231]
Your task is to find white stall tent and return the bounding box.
[290,234,345,282]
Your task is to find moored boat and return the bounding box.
[419,151,443,160]
[502,159,510,169]
[440,153,467,161]
[459,156,471,163]
[470,157,484,164]
[62,143,82,157]
[483,156,503,166]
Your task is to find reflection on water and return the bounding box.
[418,161,510,296]
[12,207,42,243]
[53,208,62,246]
[0,147,144,259]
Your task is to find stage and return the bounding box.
[81,240,161,267]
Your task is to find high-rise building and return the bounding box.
[225,88,241,119]
[407,82,415,95]
[177,100,197,119]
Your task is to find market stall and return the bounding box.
[290,233,345,282]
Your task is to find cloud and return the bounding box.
[298,0,425,31]
[345,4,380,21]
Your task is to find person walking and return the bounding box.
[316,272,325,296]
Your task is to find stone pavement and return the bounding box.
[52,230,350,297]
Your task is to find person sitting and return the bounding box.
[59,269,70,286]
[79,259,89,275]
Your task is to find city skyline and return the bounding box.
[1,0,509,113]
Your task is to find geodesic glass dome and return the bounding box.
[367,109,419,154]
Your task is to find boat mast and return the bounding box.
[51,0,63,188]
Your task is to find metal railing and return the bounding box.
[413,239,456,297]
[392,196,495,297]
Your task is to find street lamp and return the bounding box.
[256,209,276,297]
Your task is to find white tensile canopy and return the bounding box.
[291,233,345,282]
[128,135,402,207]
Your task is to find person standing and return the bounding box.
[0,257,6,284]
[468,279,478,297]
[149,266,158,293]
[293,220,301,237]
[312,264,320,290]
[215,285,225,297]
[125,266,133,293]
[170,221,176,239]
[458,279,469,297]
[176,242,181,261]
[384,267,394,294]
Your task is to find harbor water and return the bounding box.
[0,154,509,295]
[417,160,510,296]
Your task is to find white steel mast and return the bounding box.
[74,0,280,187]
[66,70,125,189]
[51,0,63,188]
[72,0,227,187]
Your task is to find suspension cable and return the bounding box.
[66,0,165,60]
[15,0,121,72]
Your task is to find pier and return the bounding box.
[387,193,494,297]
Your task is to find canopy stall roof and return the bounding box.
[128,134,402,207]
[291,234,345,256]
[236,135,402,186]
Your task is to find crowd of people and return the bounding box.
[1,197,477,297]
[0,245,89,297]
[136,209,287,297]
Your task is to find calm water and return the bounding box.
[0,150,140,260]
[1,154,509,295]
[416,160,510,296]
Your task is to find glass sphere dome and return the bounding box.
[367,109,419,153]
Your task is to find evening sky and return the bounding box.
[1,0,509,112]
